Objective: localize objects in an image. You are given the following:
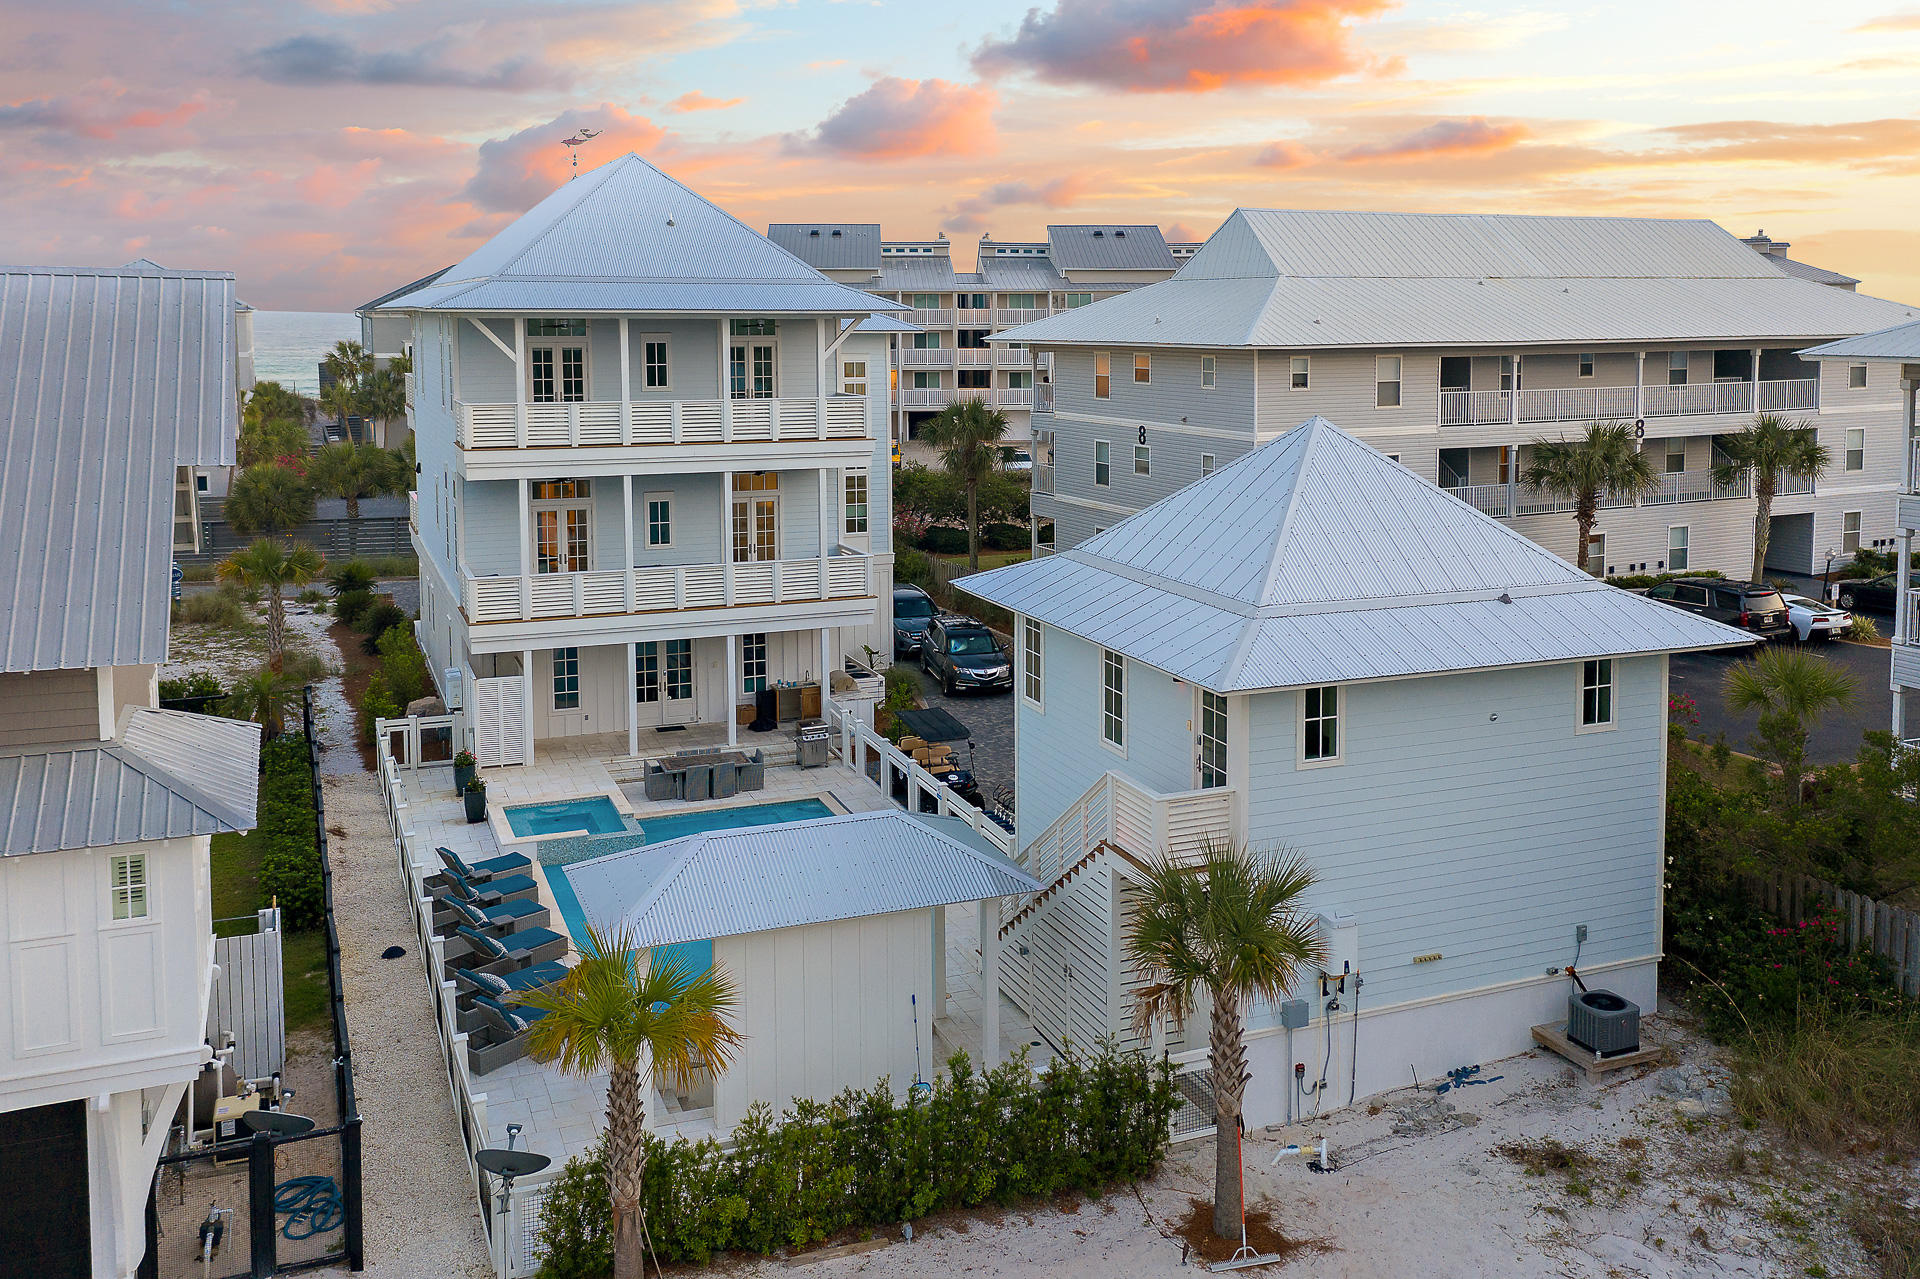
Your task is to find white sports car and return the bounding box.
[1781,594,1851,642]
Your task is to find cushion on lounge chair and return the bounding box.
[452,961,568,1000]
[438,846,533,880]
[457,926,508,960]
[473,995,540,1036]
[443,897,489,929]
[443,870,539,904]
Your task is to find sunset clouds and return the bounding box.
[1,0,1917,309]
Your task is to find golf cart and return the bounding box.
[890,706,983,810]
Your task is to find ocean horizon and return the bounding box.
[251,309,360,397]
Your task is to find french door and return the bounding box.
[529,343,586,402]
[636,640,696,725]
[731,497,778,562]
[534,507,589,573]
[729,341,776,398]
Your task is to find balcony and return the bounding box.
[995,307,1049,327]
[1757,379,1820,412]
[462,552,876,625]
[1034,382,1054,413]
[955,348,995,368]
[1439,389,1511,426]
[1034,462,1053,495]
[1645,469,1751,505]
[994,347,1034,368]
[903,347,955,368]
[1773,470,1815,497]
[901,387,952,408]
[1518,385,1637,423]
[955,308,991,326]
[996,387,1034,409]
[1440,378,1819,426]
[910,308,953,328]
[454,396,868,451]
[1442,483,1510,517]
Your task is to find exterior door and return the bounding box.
[636,640,696,725]
[0,1101,90,1278]
[529,343,586,402]
[731,498,778,562]
[534,507,590,573]
[728,341,776,399]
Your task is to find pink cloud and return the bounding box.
[464,105,669,212]
[0,86,212,141]
[1342,117,1528,162]
[668,91,744,113]
[798,77,996,160]
[1254,139,1315,169]
[945,174,1089,230]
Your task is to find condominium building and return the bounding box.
[1006,210,1918,579]
[382,154,903,766]
[768,223,1199,444]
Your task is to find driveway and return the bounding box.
[1669,630,1894,766]
[896,658,1017,803]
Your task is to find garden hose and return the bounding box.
[273,1174,344,1240]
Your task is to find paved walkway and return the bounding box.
[898,661,1017,802]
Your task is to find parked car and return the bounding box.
[1835,570,1920,615]
[1644,578,1792,638]
[921,616,1013,695]
[1779,594,1851,642]
[892,584,936,656]
[1003,450,1033,472]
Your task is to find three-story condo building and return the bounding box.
[1006,211,1918,578]
[381,155,904,767]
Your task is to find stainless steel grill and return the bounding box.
[795,719,830,769]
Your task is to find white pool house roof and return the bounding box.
[563,810,1042,949]
[378,154,905,317]
[957,417,1755,693]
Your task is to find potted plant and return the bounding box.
[463,775,487,824]
[453,750,477,795]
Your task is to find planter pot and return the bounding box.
[463,789,487,824]
[454,764,476,795]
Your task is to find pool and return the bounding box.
[505,796,627,838]
[541,798,835,946]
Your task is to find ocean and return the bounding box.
[250,310,361,397]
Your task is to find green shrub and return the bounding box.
[981,522,1026,551]
[256,737,323,929]
[158,672,224,701]
[172,587,248,627]
[1606,569,1723,591]
[331,588,375,629]
[360,673,401,745]
[534,1045,1174,1274]
[1846,546,1896,576]
[328,561,378,596]
[1842,614,1880,642]
[894,548,934,591]
[376,625,431,707]
[355,602,408,652]
[917,526,969,556]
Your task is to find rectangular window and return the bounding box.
[552,647,580,710]
[110,853,148,921]
[1374,356,1401,408]
[1134,352,1151,384]
[741,633,768,693]
[1846,427,1864,471]
[911,331,944,349]
[1290,356,1310,390]
[910,371,940,389]
[642,334,670,389]
[1201,355,1216,389]
[1579,353,1594,378]
[1580,658,1613,728]
[844,472,869,533]
[1064,292,1093,309]
[527,318,587,337]
[842,360,867,396]
[1006,370,1033,389]
[1005,293,1038,310]
[1101,649,1125,749]
[1849,363,1868,389]
[1134,444,1150,475]
[1665,439,1686,474]
[1094,440,1111,487]
[1022,616,1043,707]
[957,369,991,389]
[955,330,988,349]
[729,318,778,336]
[1843,510,1862,555]
[1302,686,1339,764]
[1198,690,1227,789]
[1201,453,1216,476]
[1094,352,1110,399]
[646,493,672,547]
[1668,525,1689,571]
[1668,351,1688,385]
[635,642,660,704]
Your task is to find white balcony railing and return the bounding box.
[1516,385,1637,423]
[403,371,416,412]
[909,308,953,328]
[995,307,1049,327]
[455,396,869,449]
[954,308,991,326]
[1757,378,1820,413]
[1438,389,1511,426]
[1513,485,1577,516]
[903,347,954,368]
[1443,483,1510,517]
[955,348,995,368]
[462,553,874,624]
[993,347,1029,367]
[1441,378,1817,426]
[1644,468,1751,506]
[900,387,952,408]
[1641,382,1749,417]
[1773,470,1816,496]
[1034,382,1054,413]
[996,387,1035,409]
[408,489,419,531]
[1034,462,1054,495]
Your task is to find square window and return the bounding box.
[1134,352,1151,384]
[646,493,673,547]
[841,360,867,397]
[1022,617,1043,707]
[1094,352,1110,399]
[1846,428,1864,471]
[1374,356,1401,408]
[1065,292,1093,309]
[110,854,148,920]
[1579,353,1594,378]
[1201,453,1216,476]
[741,633,768,693]
[642,334,670,389]
[1101,649,1126,749]
[1843,511,1862,555]
[1668,526,1689,571]
[1094,440,1111,487]
[1290,356,1309,390]
[1849,363,1868,389]
[1134,444,1150,475]
[1201,355,1216,389]
[552,647,580,710]
[845,472,869,534]
[1302,686,1339,763]
[1580,658,1613,728]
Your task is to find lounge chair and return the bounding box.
[436,846,533,882]
[677,762,712,801]
[451,962,568,1032]
[451,924,569,972]
[431,868,541,908]
[738,749,765,792]
[643,761,675,802]
[433,893,552,938]
[467,995,549,1075]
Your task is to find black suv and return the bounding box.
[921,616,1012,695]
[1645,578,1791,637]
[1836,570,1920,615]
[892,584,936,656]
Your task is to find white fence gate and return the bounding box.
[472,676,527,767]
[209,907,285,1081]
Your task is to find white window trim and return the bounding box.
[552,646,582,713]
[1133,352,1151,385]
[740,633,769,694]
[844,471,870,535]
[530,484,595,574]
[1576,658,1616,734]
[1100,648,1127,756]
[1845,428,1865,471]
[1297,684,1343,769]
[1094,439,1111,488]
[1201,355,1216,389]
[1843,510,1863,554]
[527,338,590,404]
[1134,444,1150,476]
[1094,352,1111,399]
[640,332,672,392]
[1021,616,1043,711]
[109,853,150,922]
[1849,363,1868,389]
[728,336,780,399]
[1374,355,1401,409]
[1196,688,1228,790]
[1201,452,1216,476]
[644,490,673,548]
[1667,524,1689,572]
[1578,353,1595,379]
[1290,356,1310,391]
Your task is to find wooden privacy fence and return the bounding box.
[1746,871,1920,999]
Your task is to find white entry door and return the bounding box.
[636,640,696,726]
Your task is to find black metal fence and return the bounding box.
[175,516,411,566]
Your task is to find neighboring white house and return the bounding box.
[376,154,906,767]
[0,263,261,1279]
[1009,210,1919,579]
[957,416,1752,1124]
[1800,322,1920,746]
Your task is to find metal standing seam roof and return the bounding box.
[767,224,884,273]
[561,809,1042,949]
[379,154,903,316]
[1767,256,1861,288]
[1802,319,1920,362]
[977,258,1070,292]
[0,708,261,856]
[956,417,1756,692]
[1046,225,1176,273]
[356,265,453,315]
[993,209,1918,350]
[1,263,238,672]
[874,256,961,292]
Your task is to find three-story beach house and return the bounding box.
[1008,211,1918,578]
[380,155,906,766]
[0,264,261,1279]
[958,417,1751,1123]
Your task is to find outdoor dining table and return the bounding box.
[665,751,754,800]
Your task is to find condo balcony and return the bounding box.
[455,395,868,450]
[462,549,877,626]
[910,307,953,328]
[902,348,956,368]
[1438,379,1819,427]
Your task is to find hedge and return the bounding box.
[916,526,969,556]
[257,736,323,929]
[1605,568,1724,591]
[536,1045,1175,1275]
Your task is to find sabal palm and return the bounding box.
[322,340,373,390]
[224,463,315,535]
[514,924,742,1279]
[1519,422,1660,575]
[219,663,302,738]
[1711,414,1831,583]
[922,398,1010,571]
[1126,840,1323,1240]
[308,441,402,519]
[217,539,325,671]
[1723,645,1856,804]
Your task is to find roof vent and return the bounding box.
[1092,229,1104,237]
[666,214,675,227]
[1115,230,1126,237]
[832,229,843,237]
[810,229,820,236]
[1499,592,1513,605]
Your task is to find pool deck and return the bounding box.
[404,728,1038,1166]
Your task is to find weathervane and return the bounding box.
[562,128,602,177]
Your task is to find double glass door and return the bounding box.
[636,640,695,724]
[731,497,778,562]
[529,344,586,402]
[729,341,776,398]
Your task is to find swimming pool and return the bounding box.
[505,795,627,838]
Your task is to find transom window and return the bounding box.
[110,854,149,921]
[1094,440,1111,487]
[1846,428,1864,471]
[1094,352,1111,399]
[532,480,588,500]
[732,473,778,492]
[646,493,672,547]
[1580,659,1613,728]
[1022,617,1043,707]
[1201,355,1216,389]
[527,318,586,337]
[552,647,580,711]
[1133,352,1151,384]
[1302,685,1339,764]
[1374,356,1401,408]
[1101,649,1125,749]
[741,633,768,693]
[729,318,778,336]
[643,335,670,389]
[1198,690,1227,789]
[844,472,869,533]
[1290,356,1310,390]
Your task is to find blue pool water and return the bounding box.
[505,796,627,838]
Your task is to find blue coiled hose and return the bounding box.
[273,1174,344,1240]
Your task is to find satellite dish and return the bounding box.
[241,1110,316,1138]
[476,1149,551,1181]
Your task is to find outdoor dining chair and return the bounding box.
[643,761,675,801]
[713,761,739,798]
[678,762,712,801]
[739,750,765,791]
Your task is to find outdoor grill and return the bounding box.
[795,719,831,769]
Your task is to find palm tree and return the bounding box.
[1519,421,1661,576]
[219,663,302,738]
[217,540,325,672]
[363,355,410,447]
[1126,840,1323,1240]
[1723,646,1856,804]
[237,416,312,471]
[922,398,1010,571]
[514,924,742,1279]
[244,381,312,431]
[322,339,373,391]
[224,463,316,535]
[1712,414,1831,583]
[308,441,405,521]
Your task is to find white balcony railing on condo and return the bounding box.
[1773,470,1816,496]
[1441,378,1818,426]
[1517,385,1637,424]
[1035,382,1054,413]
[903,348,956,368]
[995,307,1049,327]
[408,490,419,531]
[1443,483,1510,517]
[900,387,953,408]
[996,387,1035,409]
[455,396,868,449]
[1642,382,1752,417]
[954,308,991,326]
[955,348,996,368]
[462,552,875,624]
[404,371,416,413]
[1644,468,1752,505]
[910,308,953,328]
[1438,389,1511,426]
[1034,461,1053,495]
[1757,379,1821,413]
[994,347,1033,367]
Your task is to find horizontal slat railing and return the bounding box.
[462,555,872,623]
[456,396,868,449]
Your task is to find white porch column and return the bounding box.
[1508,353,1520,426]
[1897,529,1911,647]
[520,648,535,766]
[819,627,833,693]
[622,475,636,615]
[719,469,734,605]
[517,476,532,620]
[513,319,528,448]
[618,316,631,445]
[978,898,1001,1068]
[725,634,739,748]
[1635,351,1646,421]
[717,319,733,442]
[818,467,834,591]
[931,906,947,1014]
[1751,347,1762,412]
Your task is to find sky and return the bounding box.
[4,0,1920,311]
